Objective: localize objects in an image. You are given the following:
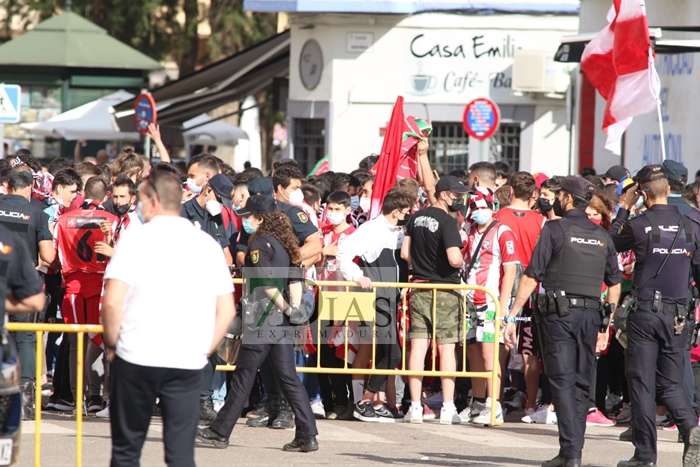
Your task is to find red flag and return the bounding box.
[581,0,660,155]
[368,97,406,220]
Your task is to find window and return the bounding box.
[427,122,469,173]
[490,122,521,171]
[293,118,325,176]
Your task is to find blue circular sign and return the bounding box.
[133,93,157,135]
[463,98,500,141]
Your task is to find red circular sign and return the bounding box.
[133,93,157,135]
[462,98,500,141]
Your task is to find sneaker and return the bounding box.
[337,406,356,421]
[422,403,436,421]
[403,404,423,424]
[605,393,622,412]
[326,405,347,420]
[655,413,670,426]
[214,401,225,413]
[372,404,400,423]
[353,401,381,422]
[528,405,557,424]
[95,406,110,419]
[503,388,517,402]
[471,398,504,425]
[87,396,103,414]
[196,427,229,449]
[459,400,485,424]
[507,391,526,411]
[423,391,443,407]
[586,409,615,426]
[521,407,536,423]
[440,405,460,425]
[663,424,678,431]
[246,403,267,419]
[310,402,325,419]
[53,399,75,412]
[615,403,631,424]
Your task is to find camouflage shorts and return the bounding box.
[408,288,464,344]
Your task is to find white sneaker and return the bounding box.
[311,402,325,419]
[440,406,460,425]
[213,401,225,413]
[96,406,110,419]
[459,399,484,424]
[471,398,503,425]
[521,407,536,423]
[403,404,423,424]
[529,405,557,424]
[508,391,526,410]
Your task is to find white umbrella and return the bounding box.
[21,90,140,141]
[182,114,248,147]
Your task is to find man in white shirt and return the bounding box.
[102,171,236,467]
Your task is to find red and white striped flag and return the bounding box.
[581,0,660,155]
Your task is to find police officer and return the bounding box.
[505,176,621,467]
[610,165,700,467]
[0,171,55,420]
[196,196,318,452]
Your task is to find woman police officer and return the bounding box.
[196,195,319,452]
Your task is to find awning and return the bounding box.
[111,30,290,132]
[554,28,700,63]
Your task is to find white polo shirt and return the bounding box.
[104,215,234,370]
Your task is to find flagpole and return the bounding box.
[641,0,667,161]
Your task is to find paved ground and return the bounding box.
[16,411,686,467]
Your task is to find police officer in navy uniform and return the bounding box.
[505,176,622,467]
[610,165,700,467]
[197,195,318,452]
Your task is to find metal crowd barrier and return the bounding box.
[9,279,504,466]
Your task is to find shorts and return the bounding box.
[466,302,505,344]
[408,288,463,345]
[517,306,538,357]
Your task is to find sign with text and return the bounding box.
[0,84,21,124]
[318,291,376,322]
[463,98,500,140]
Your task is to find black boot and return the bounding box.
[282,436,318,452]
[617,458,656,467]
[247,395,280,428]
[619,426,633,442]
[200,396,217,423]
[683,425,700,467]
[20,382,35,421]
[196,427,229,449]
[541,455,581,467]
[271,396,295,429]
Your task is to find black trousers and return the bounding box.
[367,341,401,394]
[10,313,36,382]
[626,308,696,463]
[210,340,318,439]
[541,306,600,460]
[318,343,350,410]
[109,357,202,467]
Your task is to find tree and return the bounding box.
[206,0,277,59]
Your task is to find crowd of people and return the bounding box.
[5,130,700,466]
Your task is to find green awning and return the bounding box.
[0,12,162,71]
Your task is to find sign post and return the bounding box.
[462,98,501,163]
[134,92,157,159]
[0,84,22,157]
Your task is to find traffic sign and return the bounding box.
[0,84,21,124]
[463,98,500,141]
[133,93,157,135]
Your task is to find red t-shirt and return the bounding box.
[497,207,546,270]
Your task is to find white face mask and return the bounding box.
[286,187,304,206]
[359,197,371,212]
[205,200,223,216]
[328,211,346,226]
[187,175,204,194]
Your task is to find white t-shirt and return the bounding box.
[104,215,234,370]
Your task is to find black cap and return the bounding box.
[635,164,667,185]
[247,177,274,196]
[662,160,688,184]
[234,195,277,216]
[208,174,234,210]
[559,175,595,199]
[435,175,471,194]
[604,165,628,182]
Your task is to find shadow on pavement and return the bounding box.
[340,451,543,466]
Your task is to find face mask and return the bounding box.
[350,196,360,210]
[328,211,346,226]
[634,196,645,210]
[56,188,65,207]
[471,209,493,226]
[114,204,130,217]
[553,198,565,217]
[186,176,203,194]
[205,199,223,216]
[136,201,146,223]
[447,197,464,213]
[589,217,603,226]
[397,216,408,227]
[538,198,552,213]
[359,197,370,212]
[418,188,427,204]
[242,218,257,235]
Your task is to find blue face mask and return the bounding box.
[471,209,493,226]
[242,218,257,235]
[136,201,146,224]
[350,196,360,210]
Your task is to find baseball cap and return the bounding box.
[234,195,277,217]
[247,177,274,197]
[604,165,629,182]
[559,175,595,199]
[208,174,234,210]
[662,160,688,184]
[635,164,667,184]
[532,172,549,189]
[435,175,471,194]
